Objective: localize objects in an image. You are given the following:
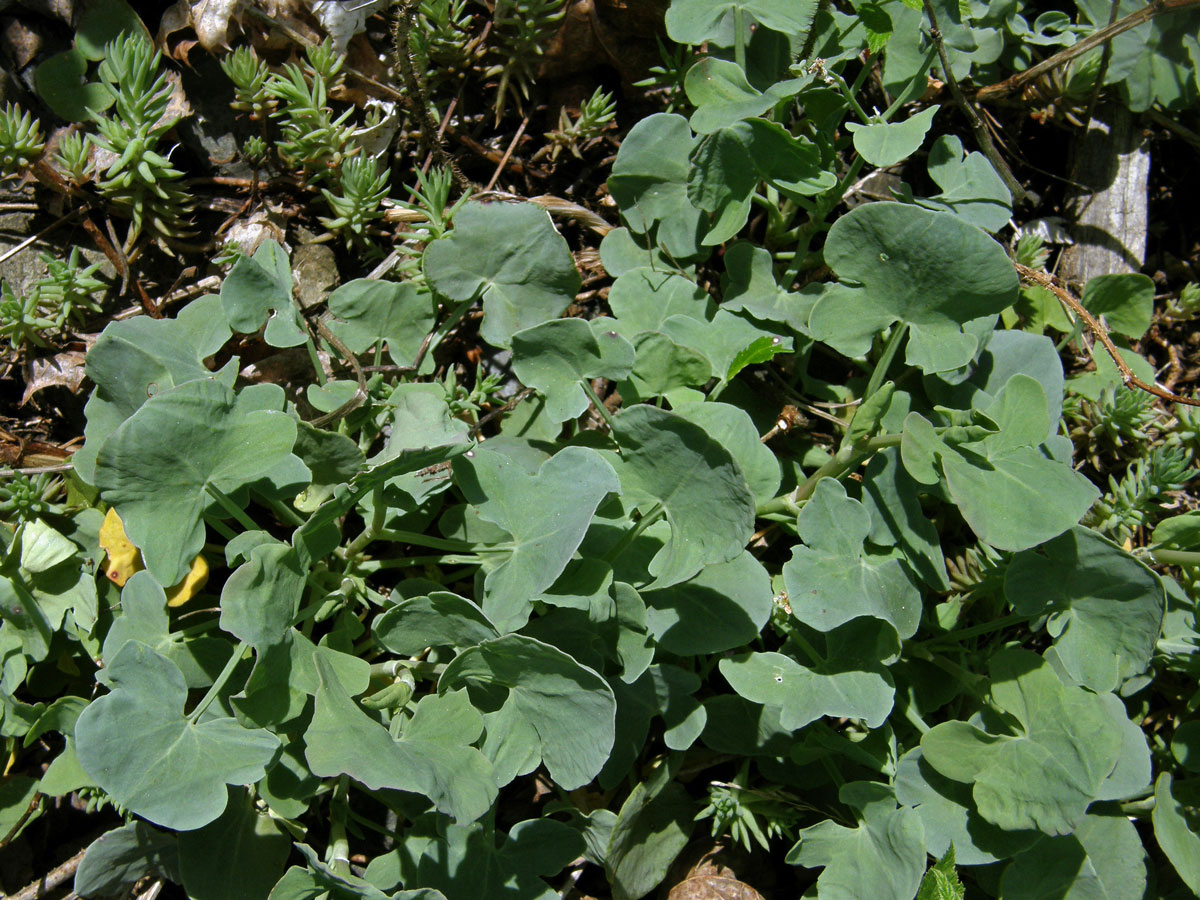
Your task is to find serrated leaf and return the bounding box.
[720,651,894,728]
[611,405,755,589]
[920,649,1122,835]
[783,478,922,639]
[220,240,307,347]
[75,641,280,831]
[454,445,618,631]
[305,655,496,823]
[423,201,580,349]
[94,379,310,586]
[438,634,616,790]
[916,846,964,900]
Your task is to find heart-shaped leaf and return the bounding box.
[305,656,496,823]
[95,379,309,585]
[439,634,616,790]
[423,201,580,349]
[75,641,280,831]
[220,240,307,348]
[611,406,755,589]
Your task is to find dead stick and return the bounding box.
[10,846,86,900]
[977,0,1200,102]
[1016,263,1200,407]
[923,0,1026,203]
[483,115,530,193]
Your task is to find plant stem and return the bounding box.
[919,612,1030,646]
[582,379,615,429]
[327,775,351,877]
[204,483,259,532]
[1148,548,1200,566]
[353,554,483,571]
[600,504,666,569]
[186,640,249,723]
[376,528,482,552]
[733,5,748,71]
[344,484,386,558]
[863,323,907,403]
[265,496,304,527]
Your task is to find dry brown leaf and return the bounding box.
[666,867,765,900]
[21,351,88,405]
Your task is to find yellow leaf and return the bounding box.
[165,552,209,607]
[99,507,143,587]
[98,508,208,605]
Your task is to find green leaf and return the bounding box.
[916,846,964,900]
[76,295,234,483]
[305,655,496,823]
[220,542,308,650]
[847,106,938,167]
[423,201,580,349]
[624,332,713,399]
[900,378,1099,552]
[438,634,616,790]
[511,318,634,422]
[374,592,500,656]
[608,114,707,262]
[809,203,1018,373]
[103,571,230,689]
[606,756,694,900]
[326,279,438,366]
[1005,526,1165,692]
[666,0,820,46]
[220,240,307,348]
[179,787,291,900]
[382,815,585,900]
[746,117,837,197]
[95,379,309,586]
[34,49,114,121]
[684,58,805,133]
[671,401,781,502]
[1082,272,1155,340]
[720,651,894,728]
[608,268,714,338]
[895,749,1039,865]
[999,814,1146,900]
[720,241,816,333]
[642,550,773,654]
[920,649,1122,835]
[610,405,755,589]
[454,445,618,631]
[74,641,280,831]
[74,0,150,60]
[1154,773,1200,894]
[786,782,926,900]
[912,135,1012,232]
[75,822,180,899]
[783,478,922,639]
